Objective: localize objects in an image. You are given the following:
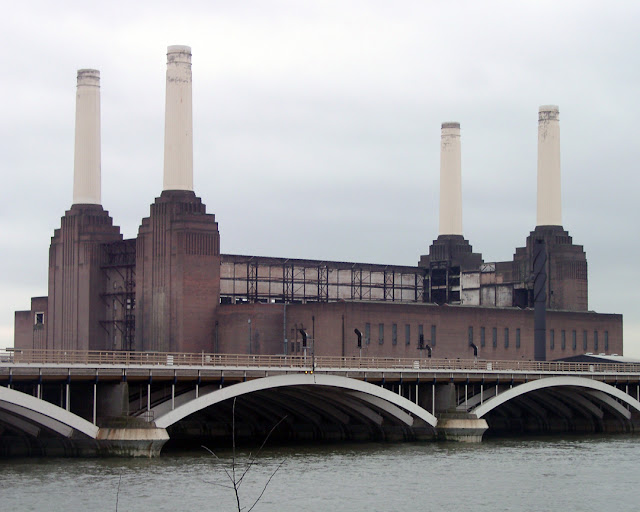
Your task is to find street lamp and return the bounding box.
[469,341,478,362]
[299,329,308,365]
[418,334,433,359]
[354,328,362,359]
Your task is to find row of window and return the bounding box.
[549,329,609,352]
[363,323,436,347]
[360,324,610,352]
[468,326,609,352]
[469,327,521,349]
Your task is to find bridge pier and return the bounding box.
[432,382,488,442]
[436,412,488,442]
[96,427,169,457]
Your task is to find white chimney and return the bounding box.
[73,69,101,205]
[163,45,193,191]
[439,122,463,236]
[536,105,562,226]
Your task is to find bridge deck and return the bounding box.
[2,349,640,383]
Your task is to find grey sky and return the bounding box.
[1,1,639,354]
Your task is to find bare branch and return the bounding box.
[203,397,286,512]
[246,460,286,512]
[232,398,241,512]
[115,473,122,512]
[202,445,236,487]
[237,415,288,487]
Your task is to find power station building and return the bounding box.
[14,46,623,361]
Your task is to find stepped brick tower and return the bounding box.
[420,122,482,303]
[514,106,588,311]
[135,46,221,353]
[47,70,122,350]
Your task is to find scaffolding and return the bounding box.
[100,239,136,350]
[220,254,426,305]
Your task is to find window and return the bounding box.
[480,327,486,348]
[504,328,509,348]
[516,328,521,349]
[431,325,437,347]
[492,327,497,348]
[594,331,599,352]
[378,323,384,345]
[418,325,424,347]
[365,323,370,345]
[392,324,398,346]
[561,330,566,350]
[468,326,474,346]
[583,331,588,351]
[572,330,577,350]
[550,329,555,350]
[405,324,410,345]
[34,312,44,326]
[604,331,609,352]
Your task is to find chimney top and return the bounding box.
[441,122,460,129]
[539,105,559,121]
[167,45,192,62]
[167,45,191,53]
[77,69,100,86]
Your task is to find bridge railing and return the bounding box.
[2,348,640,374]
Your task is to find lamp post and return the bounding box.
[299,329,308,366]
[470,342,478,363]
[354,328,363,360]
[418,334,433,360]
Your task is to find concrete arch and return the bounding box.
[0,387,99,439]
[154,373,437,429]
[473,377,640,420]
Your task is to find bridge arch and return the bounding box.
[0,386,99,439]
[154,373,437,430]
[472,376,640,424]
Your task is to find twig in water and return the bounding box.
[202,397,287,512]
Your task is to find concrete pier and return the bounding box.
[96,427,169,457]
[436,412,488,443]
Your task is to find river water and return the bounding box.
[1,435,638,512]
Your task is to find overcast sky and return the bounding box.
[1,1,638,355]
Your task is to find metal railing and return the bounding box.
[2,348,640,375]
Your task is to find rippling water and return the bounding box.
[2,436,638,511]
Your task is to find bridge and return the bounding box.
[1,349,640,457]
